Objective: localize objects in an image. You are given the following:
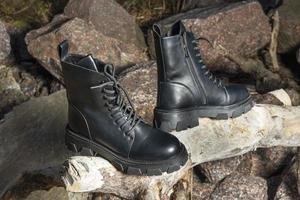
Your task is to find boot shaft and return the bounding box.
[58,41,108,107]
[153,22,207,109]
[153,22,253,132]
[153,22,190,83]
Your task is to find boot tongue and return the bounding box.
[77,55,98,72]
[167,20,186,36]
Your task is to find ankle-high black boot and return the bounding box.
[58,41,188,175]
[153,21,254,132]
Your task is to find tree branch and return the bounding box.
[63,103,300,199]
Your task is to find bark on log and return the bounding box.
[63,103,300,199]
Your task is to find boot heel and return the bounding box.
[154,109,199,132]
[154,119,177,132]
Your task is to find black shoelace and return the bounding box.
[91,64,141,138]
[191,37,223,88]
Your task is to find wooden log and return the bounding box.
[63,102,300,199]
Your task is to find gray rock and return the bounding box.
[195,156,244,183]
[250,147,297,178]
[149,0,271,74]
[0,90,71,197]
[64,0,146,50]
[119,62,157,124]
[25,14,148,82]
[0,65,28,116]
[0,21,11,63]
[278,0,300,54]
[25,187,68,200]
[285,88,300,106]
[252,93,284,105]
[193,182,215,200]
[273,178,299,200]
[210,173,268,200]
[93,193,122,200]
[268,161,300,200]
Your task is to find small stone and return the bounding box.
[40,87,49,96]
[20,72,38,97]
[50,81,64,94]
[25,187,68,200]
[285,88,300,106]
[0,20,11,63]
[210,173,268,200]
[0,65,28,116]
[252,93,284,105]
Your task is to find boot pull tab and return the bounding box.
[58,40,69,61]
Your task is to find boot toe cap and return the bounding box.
[129,125,185,162]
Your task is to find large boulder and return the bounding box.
[0,21,11,63]
[119,63,157,124]
[26,15,148,82]
[64,0,146,50]
[0,90,71,197]
[278,0,300,54]
[149,0,271,73]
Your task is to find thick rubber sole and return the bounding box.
[65,128,188,176]
[154,96,254,132]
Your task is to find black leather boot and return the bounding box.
[58,41,188,176]
[153,21,254,132]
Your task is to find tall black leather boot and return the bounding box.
[58,41,188,176]
[153,21,254,132]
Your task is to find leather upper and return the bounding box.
[153,21,250,110]
[60,44,183,162]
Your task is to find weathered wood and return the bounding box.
[63,102,300,199]
[269,10,280,72]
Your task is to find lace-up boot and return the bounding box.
[58,41,188,176]
[153,21,254,132]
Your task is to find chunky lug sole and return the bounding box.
[154,96,254,132]
[65,127,188,176]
